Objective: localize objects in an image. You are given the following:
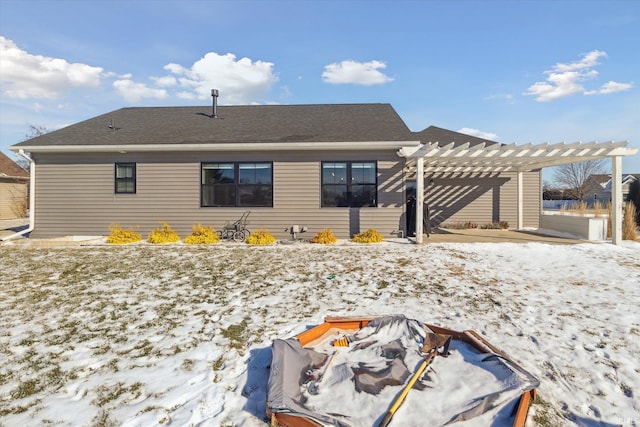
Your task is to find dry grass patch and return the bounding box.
[623,202,639,241]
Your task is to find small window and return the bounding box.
[202,162,273,207]
[322,161,377,207]
[115,163,136,194]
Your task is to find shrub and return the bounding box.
[607,202,612,238]
[628,179,640,227]
[623,202,638,241]
[593,201,604,217]
[246,228,276,245]
[147,221,181,244]
[480,221,509,229]
[184,224,219,245]
[441,221,479,230]
[577,200,587,216]
[352,229,384,244]
[106,224,142,244]
[310,228,337,244]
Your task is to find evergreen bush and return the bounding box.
[628,179,640,227]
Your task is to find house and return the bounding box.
[584,174,640,203]
[582,174,611,196]
[6,102,636,241]
[0,151,29,220]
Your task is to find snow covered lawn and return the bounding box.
[1,240,639,426]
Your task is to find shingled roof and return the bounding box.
[13,104,419,148]
[413,125,500,147]
[0,151,29,179]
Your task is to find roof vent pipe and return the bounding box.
[211,89,219,118]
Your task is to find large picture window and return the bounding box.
[201,162,273,207]
[322,161,377,207]
[115,163,136,194]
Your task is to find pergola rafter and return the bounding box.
[397,140,638,245]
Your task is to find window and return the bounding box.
[201,162,273,207]
[115,163,136,194]
[322,161,377,207]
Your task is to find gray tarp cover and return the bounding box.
[266,315,538,426]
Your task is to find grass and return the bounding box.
[221,318,249,353]
[531,396,556,427]
[0,243,636,425]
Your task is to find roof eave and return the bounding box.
[10,140,422,153]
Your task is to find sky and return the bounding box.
[1,0,639,179]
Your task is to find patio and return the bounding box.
[416,227,587,244]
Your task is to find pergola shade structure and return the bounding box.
[397,140,638,244]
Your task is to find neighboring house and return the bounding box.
[0,151,29,220]
[586,174,640,203]
[9,103,541,239]
[582,174,611,202]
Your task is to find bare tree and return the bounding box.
[16,124,51,171]
[552,159,607,201]
[25,124,50,139]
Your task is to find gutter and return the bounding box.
[11,140,422,154]
[1,149,35,241]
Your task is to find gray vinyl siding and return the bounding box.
[29,151,541,239]
[424,171,540,229]
[30,150,406,239]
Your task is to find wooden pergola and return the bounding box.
[397,140,638,245]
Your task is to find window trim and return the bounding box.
[201,161,274,207]
[321,160,377,207]
[114,162,136,194]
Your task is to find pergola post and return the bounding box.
[397,140,637,246]
[415,156,424,244]
[611,156,623,245]
[517,171,524,230]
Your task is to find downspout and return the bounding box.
[1,149,35,241]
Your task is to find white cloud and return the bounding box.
[322,60,394,85]
[176,90,197,100]
[593,81,634,95]
[553,50,606,72]
[151,75,177,87]
[113,79,168,103]
[458,128,499,141]
[103,71,132,79]
[524,50,633,102]
[484,93,515,105]
[0,38,278,105]
[161,52,278,104]
[0,36,103,99]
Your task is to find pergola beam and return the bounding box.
[398,140,638,245]
[402,141,635,174]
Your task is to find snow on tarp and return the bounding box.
[267,315,539,427]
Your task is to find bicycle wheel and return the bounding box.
[233,230,247,242]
